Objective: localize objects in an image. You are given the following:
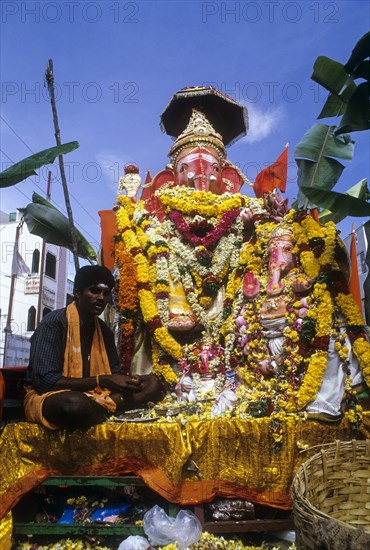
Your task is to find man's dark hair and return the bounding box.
[73,265,115,292]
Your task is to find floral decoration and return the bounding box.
[114,189,370,430]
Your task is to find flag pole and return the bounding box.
[36,171,52,327]
[3,222,22,366]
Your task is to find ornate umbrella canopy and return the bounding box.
[160,86,248,147]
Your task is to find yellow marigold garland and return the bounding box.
[116,200,183,377]
[335,292,365,326]
[157,186,264,218]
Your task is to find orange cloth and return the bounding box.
[64,302,112,378]
[254,146,288,198]
[1,413,369,523]
[349,231,364,317]
[98,209,117,271]
[24,388,70,430]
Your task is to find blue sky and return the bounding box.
[1,0,369,274]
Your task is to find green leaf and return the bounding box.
[296,158,344,209]
[352,59,370,80]
[0,141,79,188]
[295,124,355,209]
[31,191,59,211]
[296,158,345,190]
[294,124,354,163]
[23,199,96,260]
[345,178,370,200]
[301,185,370,217]
[344,31,370,73]
[311,56,356,102]
[317,93,347,119]
[318,179,369,223]
[335,82,370,135]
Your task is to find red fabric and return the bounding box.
[140,170,153,204]
[98,210,117,272]
[349,231,364,316]
[254,146,288,198]
[0,459,293,518]
[309,208,319,222]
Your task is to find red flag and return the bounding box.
[140,170,153,203]
[253,145,288,198]
[98,210,117,272]
[309,208,319,222]
[348,229,364,316]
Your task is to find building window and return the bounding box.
[32,249,40,273]
[45,252,56,279]
[27,306,36,331]
[43,307,52,318]
[9,212,17,222]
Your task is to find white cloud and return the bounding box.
[243,104,284,144]
[95,152,130,190]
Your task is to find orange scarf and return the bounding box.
[63,302,112,378]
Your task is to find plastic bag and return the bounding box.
[117,535,151,550]
[90,502,131,522]
[143,505,202,548]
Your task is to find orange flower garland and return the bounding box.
[114,240,137,372]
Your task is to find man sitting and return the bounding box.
[24,265,165,430]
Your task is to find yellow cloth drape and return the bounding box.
[0,512,12,550]
[64,302,111,378]
[1,413,369,536]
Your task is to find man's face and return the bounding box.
[174,146,223,194]
[75,283,111,318]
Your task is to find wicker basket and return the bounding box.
[291,439,370,550]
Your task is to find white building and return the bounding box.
[0,209,72,367]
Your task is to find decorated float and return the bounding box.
[1,86,369,548]
[110,86,369,426]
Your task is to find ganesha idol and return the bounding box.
[111,86,369,424]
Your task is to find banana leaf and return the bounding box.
[23,193,96,260]
[351,59,370,80]
[0,141,79,188]
[301,185,370,218]
[294,124,354,162]
[318,179,369,223]
[294,124,354,209]
[344,31,370,73]
[311,56,357,101]
[313,32,369,125]
[317,94,347,119]
[335,82,370,135]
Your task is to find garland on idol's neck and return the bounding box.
[168,218,244,312]
[169,208,240,247]
[156,186,251,217]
